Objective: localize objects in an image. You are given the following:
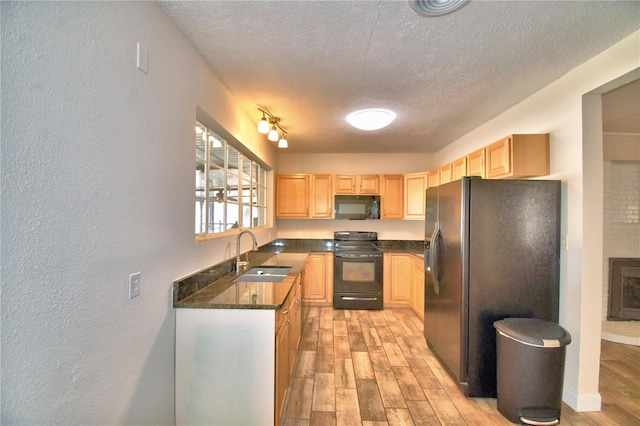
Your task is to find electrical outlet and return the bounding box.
[128,272,141,299]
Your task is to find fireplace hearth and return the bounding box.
[608,258,640,321]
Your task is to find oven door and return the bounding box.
[333,252,383,309]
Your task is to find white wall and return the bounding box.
[2,1,638,422]
[1,2,276,424]
[433,31,640,411]
[278,153,434,175]
[277,153,433,240]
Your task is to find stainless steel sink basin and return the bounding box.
[234,266,292,282]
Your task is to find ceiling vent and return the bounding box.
[408,0,470,17]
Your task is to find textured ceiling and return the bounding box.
[161,0,640,153]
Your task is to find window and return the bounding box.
[195,120,267,237]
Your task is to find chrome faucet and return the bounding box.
[236,230,258,273]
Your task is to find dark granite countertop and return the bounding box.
[172,238,423,310]
[173,252,307,310]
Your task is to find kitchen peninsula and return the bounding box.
[174,251,307,425]
[173,239,422,425]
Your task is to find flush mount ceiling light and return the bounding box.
[346,108,396,131]
[408,0,470,17]
[257,107,289,148]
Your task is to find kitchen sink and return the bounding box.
[234,266,292,282]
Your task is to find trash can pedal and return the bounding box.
[520,416,559,426]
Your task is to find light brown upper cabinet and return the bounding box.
[335,174,380,194]
[439,163,453,185]
[310,174,333,218]
[466,148,485,177]
[452,157,467,181]
[485,134,550,179]
[428,168,440,188]
[276,174,309,218]
[404,172,428,220]
[381,174,404,219]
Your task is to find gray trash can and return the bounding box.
[494,318,571,425]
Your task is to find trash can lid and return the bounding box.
[494,318,571,348]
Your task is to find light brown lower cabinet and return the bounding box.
[384,253,425,320]
[384,253,412,306]
[275,274,302,425]
[302,252,333,306]
[410,256,425,321]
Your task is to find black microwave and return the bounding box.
[334,195,380,220]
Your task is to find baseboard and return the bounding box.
[563,387,602,412]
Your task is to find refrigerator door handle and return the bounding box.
[430,225,442,294]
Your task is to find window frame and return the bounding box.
[195,111,269,242]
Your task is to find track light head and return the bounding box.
[257,112,269,134]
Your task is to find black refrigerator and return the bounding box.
[424,177,561,398]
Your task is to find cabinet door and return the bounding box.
[411,257,425,322]
[310,175,333,218]
[452,157,467,181]
[486,136,512,178]
[358,175,380,194]
[466,148,485,177]
[275,318,289,426]
[303,253,333,305]
[276,174,309,218]
[428,168,440,188]
[381,175,404,219]
[335,175,357,194]
[404,173,427,220]
[390,254,412,302]
[288,277,302,376]
[440,163,452,185]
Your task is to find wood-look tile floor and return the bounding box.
[283,307,640,426]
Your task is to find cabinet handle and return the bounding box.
[286,318,292,334]
[281,309,289,315]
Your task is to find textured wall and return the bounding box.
[0,2,274,424]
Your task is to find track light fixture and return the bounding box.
[257,107,289,148]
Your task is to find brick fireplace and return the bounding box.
[608,258,640,321]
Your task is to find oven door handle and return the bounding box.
[340,296,379,301]
[334,253,383,259]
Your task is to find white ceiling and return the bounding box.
[161,0,640,154]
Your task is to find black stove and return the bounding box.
[333,231,383,310]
